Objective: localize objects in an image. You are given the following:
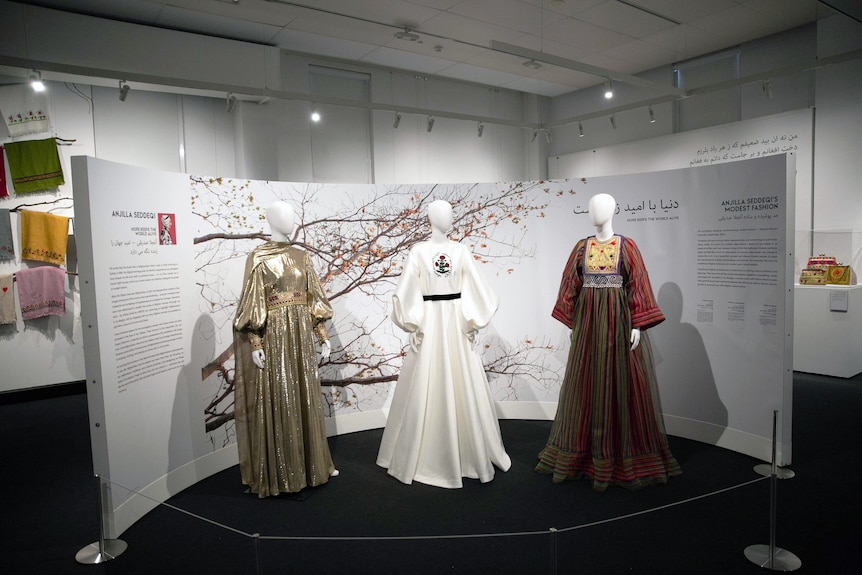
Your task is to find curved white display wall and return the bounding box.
[73,152,793,537]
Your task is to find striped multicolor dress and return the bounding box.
[536,235,681,491]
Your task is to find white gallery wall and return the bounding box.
[1,3,861,394]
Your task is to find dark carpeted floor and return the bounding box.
[2,372,861,574]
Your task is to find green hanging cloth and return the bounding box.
[3,137,65,194]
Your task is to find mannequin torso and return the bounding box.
[587,193,639,349]
[252,201,330,367]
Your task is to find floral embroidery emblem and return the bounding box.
[432,253,452,276]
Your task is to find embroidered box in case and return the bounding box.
[826,265,853,285]
[807,254,837,269]
[799,268,827,285]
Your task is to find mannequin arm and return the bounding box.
[630,328,641,351]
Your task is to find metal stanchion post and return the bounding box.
[253,533,262,575]
[744,411,801,571]
[75,474,128,565]
[548,528,558,575]
[754,411,795,479]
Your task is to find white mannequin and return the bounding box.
[587,193,640,351]
[251,201,332,368]
[409,200,460,351]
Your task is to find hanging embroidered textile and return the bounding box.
[0,83,52,137]
[0,274,14,324]
[3,138,65,194]
[0,209,14,262]
[15,266,65,320]
[20,209,69,265]
[0,146,9,198]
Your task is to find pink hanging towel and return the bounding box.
[15,266,65,320]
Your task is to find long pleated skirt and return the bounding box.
[536,285,681,491]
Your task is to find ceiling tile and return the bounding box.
[273,28,379,60]
[418,11,527,47]
[688,5,784,47]
[21,0,168,24]
[156,5,282,44]
[359,46,457,74]
[406,0,462,9]
[502,77,582,97]
[742,0,820,27]
[601,39,678,70]
[433,61,528,86]
[639,24,731,63]
[278,11,396,46]
[463,48,545,74]
[575,1,678,38]
[542,16,632,52]
[543,0,608,17]
[384,35,487,63]
[578,51,643,75]
[169,0,301,27]
[623,0,739,23]
[291,0,442,29]
[463,48,598,90]
[504,33,598,63]
[447,0,544,34]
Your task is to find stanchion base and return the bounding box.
[75,539,128,564]
[744,544,802,571]
[754,463,796,479]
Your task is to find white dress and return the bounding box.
[376,240,512,488]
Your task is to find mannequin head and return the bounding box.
[266,201,296,242]
[588,193,616,228]
[427,200,454,236]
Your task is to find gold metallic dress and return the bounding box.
[233,242,335,497]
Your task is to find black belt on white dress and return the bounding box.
[423,293,461,301]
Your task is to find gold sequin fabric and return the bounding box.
[233,242,334,497]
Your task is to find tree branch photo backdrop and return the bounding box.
[190,177,579,449]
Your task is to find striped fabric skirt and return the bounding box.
[536,286,681,491]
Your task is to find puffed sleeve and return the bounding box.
[551,239,585,329]
[622,237,664,330]
[306,252,334,343]
[460,245,499,333]
[233,252,268,350]
[391,246,424,333]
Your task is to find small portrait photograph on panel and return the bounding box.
[158,213,176,245]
